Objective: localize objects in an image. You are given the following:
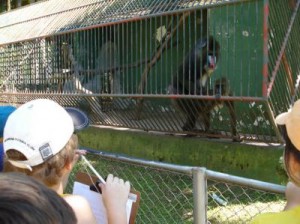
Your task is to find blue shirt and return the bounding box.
[0,106,16,137]
[0,143,3,171]
[0,106,16,171]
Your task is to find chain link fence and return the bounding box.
[66,149,286,224]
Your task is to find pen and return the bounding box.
[81,155,137,202]
[81,155,106,184]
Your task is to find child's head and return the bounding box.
[3,99,88,187]
[276,100,300,186]
[0,172,77,224]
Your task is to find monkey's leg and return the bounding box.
[225,101,240,142]
[179,99,198,131]
[203,109,211,133]
[111,71,122,94]
[183,114,198,131]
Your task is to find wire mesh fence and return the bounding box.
[66,149,286,224]
[0,0,299,143]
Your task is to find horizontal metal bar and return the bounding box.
[84,147,194,175]
[206,169,286,194]
[0,92,267,102]
[84,148,286,194]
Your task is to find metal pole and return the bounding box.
[192,167,207,224]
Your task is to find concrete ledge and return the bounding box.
[78,126,286,184]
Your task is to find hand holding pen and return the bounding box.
[81,155,137,202]
[81,155,131,224]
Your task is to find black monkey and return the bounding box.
[172,77,239,141]
[169,36,220,96]
[168,36,221,129]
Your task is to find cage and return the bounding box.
[0,0,299,143]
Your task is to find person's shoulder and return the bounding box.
[63,195,97,224]
[63,194,88,203]
[251,206,300,224]
[250,212,277,224]
[63,194,92,211]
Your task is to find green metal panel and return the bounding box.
[209,1,264,97]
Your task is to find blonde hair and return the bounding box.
[4,134,78,187]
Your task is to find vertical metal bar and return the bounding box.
[265,100,284,143]
[262,0,269,98]
[161,15,164,95]
[176,12,180,93]
[145,18,149,94]
[170,15,173,92]
[149,17,153,95]
[182,12,186,95]
[135,21,138,93]
[129,22,132,94]
[123,22,127,93]
[192,167,207,224]
[140,20,143,94]
[154,16,158,95]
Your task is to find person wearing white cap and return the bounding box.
[251,100,300,223]
[3,99,130,224]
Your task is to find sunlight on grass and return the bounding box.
[207,201,285,224]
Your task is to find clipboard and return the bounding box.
[75,172,141,224]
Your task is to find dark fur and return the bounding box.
[170,36,220,95]
[172,77,239,141]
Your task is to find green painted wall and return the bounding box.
[210,1,264,97]
[78,126,287,185]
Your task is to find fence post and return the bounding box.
[192,167,207,224]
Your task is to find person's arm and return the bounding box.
[100,174,130,224]
[64,194,97,224]
[284,181,300,211]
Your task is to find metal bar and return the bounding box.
[85,148,194,174]
[206,169,285,194]
[265,100,284,143]
[192,167,207,224]
[262,0,269,98]
[0,92,267,101]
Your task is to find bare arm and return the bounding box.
[284,181,300,211]
[100,174,130,224]
[64,195,97,224]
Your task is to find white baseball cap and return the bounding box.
[275,100,300,185]
[275,100,300,150]
[3,99,89,171]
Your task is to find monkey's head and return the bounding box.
[199,36,220,76]
[206,36,220,73]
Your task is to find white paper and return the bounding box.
[73,181,134,224]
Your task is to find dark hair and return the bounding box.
[280,125,300,185]
[0,172,77,224]
[282,125,300,163]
